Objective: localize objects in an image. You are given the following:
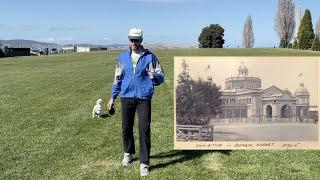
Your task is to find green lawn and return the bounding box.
[0,48,320,180]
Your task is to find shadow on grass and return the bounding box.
[97,114,111,118]
[150,150,231,171]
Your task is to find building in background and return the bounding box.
[10,48,30,56]
[62,46,76,53]
[0,46,13,57]
[76,46,90,52]
[90,47,108,51]
[0,46,30,57]
[61,46,107,53]
[0,46,5,58]
[215,63,317,123]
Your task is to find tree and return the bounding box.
[311,35,320,51]
[274,0,295,48]
[279,39,286,48]
[298,9,315,50]
[292,39,298,49]
[312,17,320,51]
[198,24,225,48]
[316,17,320,38]
[176,60,222,125]
[242,16,254,48]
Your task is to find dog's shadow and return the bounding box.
[149,150,231,171]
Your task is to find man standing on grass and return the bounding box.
[107,28,164,176]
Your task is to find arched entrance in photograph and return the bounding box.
[281,105,291,118]
[266,105,272,118]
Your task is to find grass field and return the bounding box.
[1,48,320,179]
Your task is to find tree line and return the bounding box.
[198,0,320,51]
[176,60,222,125]
[275,0,319,51]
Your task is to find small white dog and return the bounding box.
[92,99,105,118]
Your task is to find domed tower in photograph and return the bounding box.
[225,62,261,90]
[294,82,310,118]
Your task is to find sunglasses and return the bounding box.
[129,39,141,43]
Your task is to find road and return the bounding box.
[212,123,319,141]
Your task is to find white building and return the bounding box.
[216,63,317,123]
[62,46,75,53]
[76,46,90,53]
[61,46,91,53]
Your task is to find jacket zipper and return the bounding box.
[129,49,146,98]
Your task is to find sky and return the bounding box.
[174,57,318,106]
[0,0,319,47]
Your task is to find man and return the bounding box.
[107,28,164,176]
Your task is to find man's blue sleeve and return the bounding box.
[110,61,122,99]
[111,80,121,100]
[152,56,164,86]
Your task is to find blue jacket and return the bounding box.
[111,48,164,100]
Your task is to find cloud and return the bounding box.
[49,26,88,32]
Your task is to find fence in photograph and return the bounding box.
[176,124,213,141]
[211,115,318,124]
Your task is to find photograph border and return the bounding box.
[174,56,320,150]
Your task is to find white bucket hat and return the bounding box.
[128,28,143,40]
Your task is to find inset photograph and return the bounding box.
[174,57,319,149]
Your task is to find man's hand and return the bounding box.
[107,98,115,110]
[115,67,123,80]
[146,68,155,80]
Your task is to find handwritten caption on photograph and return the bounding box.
[194,142,302,149]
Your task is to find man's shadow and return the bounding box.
[150,150,231,171]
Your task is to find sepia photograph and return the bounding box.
[174,57,319,149]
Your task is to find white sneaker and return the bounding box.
[140,163,150,176]
[122,153,133,166]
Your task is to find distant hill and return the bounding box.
[143,43,197,49]
[0,39,197,50]
[0,39,58,50]
[108,43,198,50]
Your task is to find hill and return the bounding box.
[0,39,58,50]
[0,39,197,51]
[0,39,108,50]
